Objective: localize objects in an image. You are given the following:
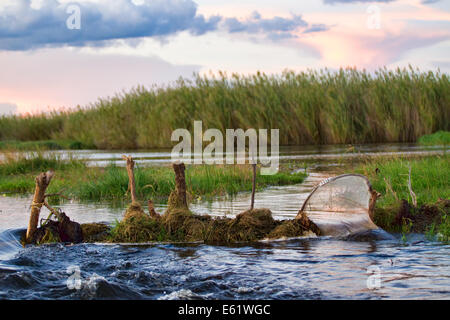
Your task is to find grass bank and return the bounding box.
[352,155,449,240]
[0,139,95,151]
[418,131,450,146]
[0,153,306,201]
[1,67,449,149]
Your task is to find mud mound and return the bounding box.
[269,219,316,239]
[123,203,148,222]
[31,211,83,245]
[166,190,189,214]
[226,209,277,242]
[110,213,163,243]
[162,210,211,242]
[32,221,61,244]
[394,199,450,233]
[203,217,233,243]
[81,223,110,242]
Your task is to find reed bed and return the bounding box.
[0,67,448,149]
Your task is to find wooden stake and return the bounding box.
[250,163,256,210]
[123,155,138,205]
[173,162,188,209]
[408,165,417,207]
[26,170,55,243]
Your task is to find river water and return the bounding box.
[0,143,448,299]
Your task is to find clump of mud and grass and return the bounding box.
[100,159,321,244]
[105,189,320,244]
[106,206,320,244]
[24,210,84,245]
[351,154,450,240]
[80,223,110,242]
[375,199,450,241]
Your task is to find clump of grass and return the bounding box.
[109,214,164,243]
[418,131,450,146]
[353,155,450,234]
[107,208,317,244]
[356,155,449,207]
[438,213,450,242]
[1,67,448,149]
[80,223,110,242]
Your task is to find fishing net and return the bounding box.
[300,174,379,236]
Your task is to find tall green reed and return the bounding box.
[1,66,448,149]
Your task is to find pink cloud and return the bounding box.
[293,1,450,69]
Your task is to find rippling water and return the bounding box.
[1,232,449,299]
[0,144,448,299]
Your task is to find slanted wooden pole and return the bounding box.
[26,170,55,243]
[250,163,256,210]
[123,155,138,205]
[173,162,188,210]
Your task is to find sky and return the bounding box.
[0,0,449,115]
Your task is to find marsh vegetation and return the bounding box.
[0,67,448,149]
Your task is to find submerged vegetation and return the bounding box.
[0,67,449,149]
[353,155,450,240]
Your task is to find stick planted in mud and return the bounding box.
[250,163,256,210]
[173,162,188,210]
[123,155,138,205]
[26,170,55,243]
[408,165,417,208]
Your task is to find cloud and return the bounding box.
[222,11,328,40]
[303,24,330,34]
[0,103,18,115]
[366,33,450,66]
[0,2,330,50]
[299,26,449,70]
[0,0,220,50]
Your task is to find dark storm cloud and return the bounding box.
[0,0,221,50]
